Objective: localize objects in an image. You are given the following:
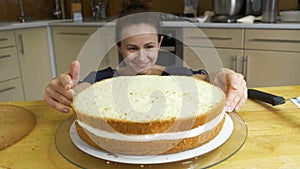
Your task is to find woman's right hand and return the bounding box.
[44,60,80,113]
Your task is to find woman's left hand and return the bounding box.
[214,68,248,112]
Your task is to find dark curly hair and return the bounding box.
[115,0,162,46]
[119,0,151,17]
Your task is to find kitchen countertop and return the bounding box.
[0,20,59,31]
[0,85,299,169]
[1,19,300,31]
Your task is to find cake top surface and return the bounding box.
[73,75,225,122]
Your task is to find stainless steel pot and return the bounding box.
[213,0,244,16]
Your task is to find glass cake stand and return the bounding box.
[55,112,247,169]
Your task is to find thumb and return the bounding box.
[69,60,80,86]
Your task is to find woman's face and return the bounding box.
[118,23,162,75]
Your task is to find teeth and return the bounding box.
[136,63,147,67]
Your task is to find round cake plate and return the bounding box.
[55,112,247,169]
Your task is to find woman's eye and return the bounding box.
[145,45,154,49]
[128,47,137,51]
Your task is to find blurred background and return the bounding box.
[0,0,299,22]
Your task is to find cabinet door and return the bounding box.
[184,28,243,49]
[98,26,119,70]
[0,47,21,82]
[184,47,243,73]
[216,49,243,73]
[245,50,300,87]
[245,29,300,52]
[0,78,24,102]
[15,28,52,100]
[0,30,15,48]
[52,26,98,75]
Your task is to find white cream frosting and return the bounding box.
[77,109,225,142]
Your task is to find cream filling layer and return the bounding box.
[77,109,225,142]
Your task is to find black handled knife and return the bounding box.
[248,89,286,106]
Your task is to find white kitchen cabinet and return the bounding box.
[0,30,24,101]
[0,78,24,102]
[183,28,244,49]
[0,47,21,82]
[244,29,300,87]
[52,26,98,75]
[245,29,300,52]
[244,50,300,87]
[15,27,52,100]
[97,26,119,70]
[184,47,243,72]
[52,26,119,76]
[183,28,244,75]
[0,30,16,48]
[184,27,300,87]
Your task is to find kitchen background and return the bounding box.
[0,0,299,21]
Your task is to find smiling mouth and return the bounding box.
[134,62,150,69]
[131,62,152,74]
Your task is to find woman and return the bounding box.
[44,2,247,113]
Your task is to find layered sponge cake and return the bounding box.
[72,75,226,155]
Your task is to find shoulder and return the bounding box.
[81,67,116,83]
[162,65,207,76]
[151,65,165,75]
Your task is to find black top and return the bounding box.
[82,65,207,84]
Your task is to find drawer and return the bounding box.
[52,26,98,39]
[244,29,300,52]
[0,30,16,48]
[0,47,21,82]
[183,28,243,49]
[184,46,243,72]
[0,78,24,102]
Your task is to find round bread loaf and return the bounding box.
[0,105,36,150]
[73,75,226,155]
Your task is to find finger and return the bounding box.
[230,94,241,111]
[57,73,73,90]
[225,82,243,112]
[45,78,73,105]
[44,94,70,113]
[235,87,248,111]
[226,72,243,90]
[52,89,73,106]
[226,85,247,112]
[54,82,74,101]
[234,95,247,111]
[68,60,80,89]
[45,84,73,106]
[225,89,237,112]
[60,61,79,90]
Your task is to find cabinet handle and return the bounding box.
[187,36,233,40]
[242,56,248,81]
[18,34,25,55]
[57,32,90,36]
[0,38,8,41]
[232,56,238,72]
[0,87,16,94]
[0,54,11,59]
[250,38,300,43]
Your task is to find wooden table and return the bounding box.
[0,86,299,169]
